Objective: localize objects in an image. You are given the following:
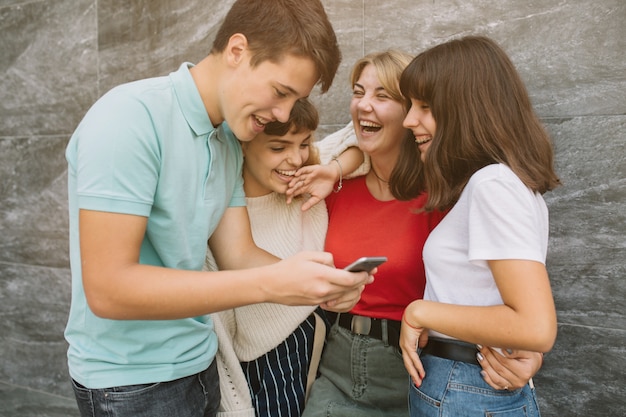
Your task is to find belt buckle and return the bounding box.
[351,315,372,335]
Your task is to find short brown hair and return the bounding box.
[212,0,341,93]
[264,99,320,165]
[400,36,560,211]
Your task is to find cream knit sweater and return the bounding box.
[205,123,368,417]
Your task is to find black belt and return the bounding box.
[337,312,401,348]
[420,337,479,365]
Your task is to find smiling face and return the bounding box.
[349,64,407,159]
[241,127,313,197]
[403,98,436,162]
[222,46,319,142]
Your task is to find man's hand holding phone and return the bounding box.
[322,256,386,312]
[343,256,387,273]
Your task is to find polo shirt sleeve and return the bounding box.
[72,89,160,217]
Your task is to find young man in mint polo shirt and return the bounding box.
[64,1,372,416]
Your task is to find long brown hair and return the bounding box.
[212,0,341,93]
[400,36,560,211]
[350,50,426,200]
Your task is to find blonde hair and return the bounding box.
[350,50,412,104]
[350,50,426,200]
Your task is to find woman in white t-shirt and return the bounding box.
[399,36,560,416]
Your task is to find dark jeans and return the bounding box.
[71,360,220,417]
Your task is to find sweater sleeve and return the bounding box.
[211,313,256,416]
[230,196,319,360]
[317,122,370,178]
[204,194,325,412]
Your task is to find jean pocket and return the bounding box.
[485,404,529,417]
[106,381,162,398]
[71,378,91,402]
[392,345,404,360]
[409,381,441,407]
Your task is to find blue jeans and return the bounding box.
[303,322,409,417]
[71,360,220,417]
[409,354,541,417]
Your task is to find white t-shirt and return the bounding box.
[423,164,549,339]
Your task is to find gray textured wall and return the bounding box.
[0,0,624,416]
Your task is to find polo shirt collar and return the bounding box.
[170,62,217,138]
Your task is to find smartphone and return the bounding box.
[343,256,387,273]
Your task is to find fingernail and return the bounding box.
[476,352,484,362]
[476,344,483,350]
[506,348,513,355]
[480,370,486,378]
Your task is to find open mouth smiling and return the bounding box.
[414,135,432,145]
[254,115,271,128]
[276,169,297,177]
[360,120,382,133]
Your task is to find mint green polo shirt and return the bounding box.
[65,63,245,388]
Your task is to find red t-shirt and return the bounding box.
[325,176,445,321]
